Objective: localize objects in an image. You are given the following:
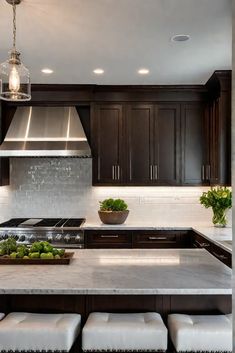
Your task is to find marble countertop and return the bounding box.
[83,222,232,253]
[0,249,231,295]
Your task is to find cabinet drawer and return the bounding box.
[211,244,232,268]
[85,231,132,248]
[133,232,181,248]
[192,233,212,251]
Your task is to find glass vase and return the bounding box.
[212,208,228,227]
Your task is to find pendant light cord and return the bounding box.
[12,0,16,51]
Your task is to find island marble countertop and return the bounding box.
[83,222,232,253]
[0,249,231,295]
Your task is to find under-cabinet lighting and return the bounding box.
[99,257,180,266]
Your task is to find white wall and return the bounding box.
[0,158,230,226]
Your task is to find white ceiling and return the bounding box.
[0,0,232,85]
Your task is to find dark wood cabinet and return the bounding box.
[210,243,232,268]
[85,229,231,267]
[206,71,231,185]
[191,231,231,268]
[126,104,154,184]
[91,104,124,185]
[93,103,181,186]
[1,71,230,187]
[85,230,132,248]
[85,230,191,249]
[181,103,208,185]
[132,230,189,248]
[154,104,180,185]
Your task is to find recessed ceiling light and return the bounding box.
[138,68,149,75]
[93,68,104,75]
[171,34,190,42]
[41,68,54,74]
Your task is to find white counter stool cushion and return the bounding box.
[82,312,168,352]
[0,312,81,352]
[0,313,5,320]
[168,313,232,352]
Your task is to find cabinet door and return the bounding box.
[211,243,232,268]
[92,104,124,185]
[181,103,208,185]
[132,231,188,248]
[126,104,154,184]
[153,104,180,185]
[85,230,132,249]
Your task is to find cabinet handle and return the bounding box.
[116,165,120,180]
[212,251,228,261]
[154,165,158,180]
[195,240,210,248]
[100,235,119,238]
[201,165,205,181]
[150,165,153,180]
[112,165,115,180]
[206,165,211,180]
[148,236,167,240]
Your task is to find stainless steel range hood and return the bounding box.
[0,106,91,157]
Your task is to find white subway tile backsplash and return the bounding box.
[0,158,229,226]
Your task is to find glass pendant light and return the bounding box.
[0,0,31,101]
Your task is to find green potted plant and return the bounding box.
[98,198,129,224]
[200,186,232,227]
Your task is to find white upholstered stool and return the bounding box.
[82,312,168,352]
[0,313,5,320]
[0,312,81,352]
[168,314,232,353]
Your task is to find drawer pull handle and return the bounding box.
[112,165,115,180]
[212,252,228,260]
[148,236,167,240]
[100,235,119,238]
[195,240,210,248]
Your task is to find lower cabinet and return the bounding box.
[85,230,132,249]
[192,232,231,268]
[84,230,231,268]
[85,230,190,249]
[132,231,189,248]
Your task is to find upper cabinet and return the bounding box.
[0,71,231,187]
[92,102,206,186]
[91,104,125,185]
[126,104,154,185]
[181,103,209,185]
[206,71,231,185]
[154,104,180,185]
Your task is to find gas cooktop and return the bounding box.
[0,218,85,229]
[0,218,86,248]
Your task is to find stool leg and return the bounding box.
[70,335,81,353]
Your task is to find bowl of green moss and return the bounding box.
[98,198,129,224]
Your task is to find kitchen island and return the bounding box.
[0,249,231,321]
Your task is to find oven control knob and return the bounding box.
[47,235,53,243]
[75,235,81,243]
[64,234,71,243]
[29,234,36,243]
[55,234,62,241]
[12,234,19,240]
[19,235,26,242]
[2,234,8,240]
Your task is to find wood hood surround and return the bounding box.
[0,70,231,187]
